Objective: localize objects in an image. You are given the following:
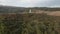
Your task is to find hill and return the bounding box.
[0,6,60,13]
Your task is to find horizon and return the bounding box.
[0,5,60,8]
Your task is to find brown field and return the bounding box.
[46,11,60,16]
[31,11,60,16]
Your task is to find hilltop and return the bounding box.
[0,6,60,13]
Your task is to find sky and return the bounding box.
[0,0,60,7]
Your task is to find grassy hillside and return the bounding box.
[0,13,60,34]
[0,6,60,13]
[0,6,60,34]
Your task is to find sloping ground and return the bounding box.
[46,11,60,16]
[34,11,60,16]
[0,13,60,34]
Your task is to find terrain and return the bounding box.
[0,6,60,34]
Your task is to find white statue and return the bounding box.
[29,9,32,13]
